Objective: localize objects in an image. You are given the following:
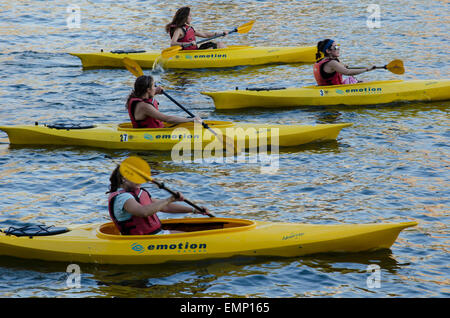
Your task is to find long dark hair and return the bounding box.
[165,6,191,37]
[107,165,122,193]
[125,75,154,109]
[316,39,334,61]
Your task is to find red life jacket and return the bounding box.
[171,24,197,50]
[127,97,164,128]
[108,188,162,235]
[313,58,344,86]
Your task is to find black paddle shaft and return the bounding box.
[150,180,214,217]
[347,65,386,70]
[182,29,237,48]
[161,91,213,131]
[161,91,195,117]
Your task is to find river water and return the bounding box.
[0,0,448,299]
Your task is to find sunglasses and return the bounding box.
[330,44,341,50]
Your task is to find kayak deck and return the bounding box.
[202,79,450,109]
[70,45,316,69]
[0,218,417,265]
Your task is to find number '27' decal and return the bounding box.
[120,134,128,142]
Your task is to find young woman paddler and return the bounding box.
[126,75,202,128]
[165,6,228,50]
[107,164,210,235]
[313,39,376,86]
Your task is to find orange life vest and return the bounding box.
[313,58,344,86]
[127,97,164,129]
[108,188,162,235]
[171,24,197,50]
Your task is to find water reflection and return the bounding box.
[0,248,404,298]
[0,0,448,298]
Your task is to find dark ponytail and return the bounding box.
[316,39,333,61]
[107,165,122,193]
[125,75,155,110]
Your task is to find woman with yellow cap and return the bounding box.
[107,162,209,235]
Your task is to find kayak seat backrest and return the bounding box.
[2,225,70,237]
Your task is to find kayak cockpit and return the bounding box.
[117,121,234,131]
[97,218,255,239]
[302,80,405,90]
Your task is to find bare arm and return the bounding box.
[195,30,228,38]
[153,199,193,213]
[324,60,375,76]
[195,30,215,38]
[157,199,211,215]
[123,195,211,216]
[170,28,189,46]
[135,101,194,124]
[123,195,178,217]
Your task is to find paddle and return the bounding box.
[348,59,405,75]
[161,20,255,59]
[119,156,215,217]
[122,57,237,154]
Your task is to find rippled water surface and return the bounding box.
[0,1,449,298]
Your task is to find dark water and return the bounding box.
[0,1,449,298]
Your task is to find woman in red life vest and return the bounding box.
[165,6,228,50]
[107,165,210,235]
[313,39,376,86]
[126,75,202,128]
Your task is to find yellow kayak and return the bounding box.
[70,45,316,69]
[0,218,417,265]
[0,121,352,151]
[202,79,450,109]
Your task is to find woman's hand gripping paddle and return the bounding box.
[348,59,405,75]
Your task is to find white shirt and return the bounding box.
[113,191,135,221]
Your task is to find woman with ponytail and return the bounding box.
[165,6,228,50]
[313,39,376,86]
[107,165,210,235]
[126,75,201,128]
